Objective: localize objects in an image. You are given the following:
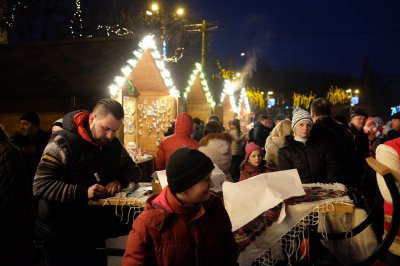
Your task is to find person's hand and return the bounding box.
[106,181,122,196]
[87,184,108,200]
[132,182,140,191]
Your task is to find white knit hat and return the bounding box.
[291,107,312,130]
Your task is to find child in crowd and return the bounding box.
[122,147,239,266]
[239,142,271,181]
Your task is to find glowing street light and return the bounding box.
[266,91,275,116]
[346,88,360,116]
[151,3,159,12]
[176,7,184,16]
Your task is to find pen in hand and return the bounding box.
[94,173,101,183]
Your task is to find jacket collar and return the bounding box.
[150,186,207,222]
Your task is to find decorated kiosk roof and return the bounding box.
[109,35,179,98]
[238,87,251,113]
[183,63,216,107]
[220,80,238,113]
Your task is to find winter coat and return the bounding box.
[192,123,204,142]
[228,129,244,156]
[0,125,33,266]
[239,161,271,181]
[278,135,339,183]
[122,186,239,266]
[11,128,50,179]
[198,132,232,175]
[156,113,199,170]
[264,120,292,169]
[33,110,140,243]
[310,117,358,185]
[349,123,370,187]
[253,121,270,148]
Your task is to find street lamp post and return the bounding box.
[145,2,185,60]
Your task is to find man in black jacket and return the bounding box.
[310,98,358,186]
[33,99,141,266]
[0,125,32,266]
[384,112,400,142]
[11,112,50,180]
[253,115,271,149]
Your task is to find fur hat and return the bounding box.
[291,108,312,130]
[166,148,214,193]
[245,142,262,161]
[19,112,40,127]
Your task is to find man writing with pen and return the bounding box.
[33,98,141,266]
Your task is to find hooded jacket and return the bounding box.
[33,110,140,242]
[155,113,199,170]
[198,132,232,174]
[122,186,239,266]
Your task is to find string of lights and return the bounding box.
[70,0,83,37]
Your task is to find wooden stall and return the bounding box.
[110,35,178,156]
[183,63,215,122]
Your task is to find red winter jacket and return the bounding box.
[122,186,239,266]
[155,112,198,170]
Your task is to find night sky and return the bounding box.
[185,0,400,77]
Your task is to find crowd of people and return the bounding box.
[1,97,400,265]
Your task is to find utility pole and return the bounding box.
[185,19,218,68]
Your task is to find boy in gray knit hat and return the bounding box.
[123,148,239,265]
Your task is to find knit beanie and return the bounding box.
[166,148,215,193]
[291,108,312,130]
[245,142,262,161]
[19,112,40,127]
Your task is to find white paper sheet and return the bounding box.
[155,164,226,192]
[222,169,305,231]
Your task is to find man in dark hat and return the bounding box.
[11,111,50,179]
[348,109,369,187]
[384,112,400,142]
[123,147,239,265]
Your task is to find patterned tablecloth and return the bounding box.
[235,183,357,265]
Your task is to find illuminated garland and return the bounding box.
[6,1,20,28]
[238,88,251,113]
[326,86,349,105]
[214,60,240,80]
[292,91,316,109]
[96,25,134,36]
[70,0,84,37]
[183,63,216,107]
[246,89,265,109]
[220,80,238,113]
[108,34,179,98]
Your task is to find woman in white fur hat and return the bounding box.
[278,107,339,183]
